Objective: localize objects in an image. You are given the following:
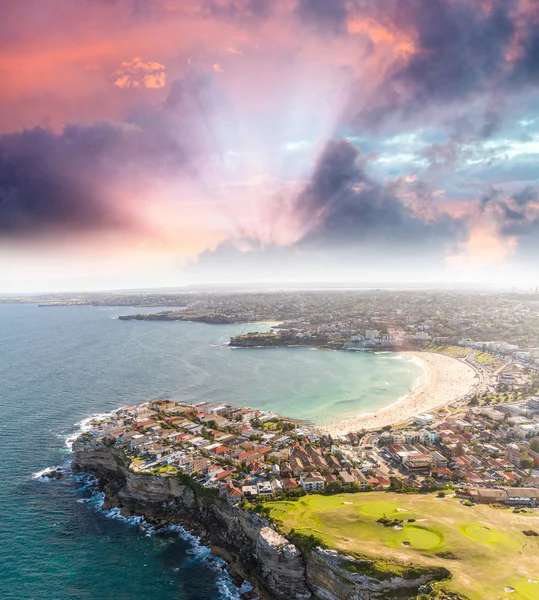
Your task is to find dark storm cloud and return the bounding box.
[512,185,538,206]
[395,0,514,99]
[295,140,466,251]
[348,0,539,128]
[295,0,349,33]
[192,139,468,278]
[479,185,539,246]
[513,25,539,83]
[0,68,227,238]
[0,125,124,236]
[206,0,273,18]
[295,139,366,215]
[0,119,190,237]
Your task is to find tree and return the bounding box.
[454,442,466,458]
[530,439,539,453]
[324,481,343,495]
[520,458,534,470]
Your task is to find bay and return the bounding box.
[0,304,419,599]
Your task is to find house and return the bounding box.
[257,481,273,497]
[457,488,507,504]
[327,455,341,472]
[300,471,325,492]
[339,471,355,485]
[282,477,299,490]
[350,469,369,490]
[271,479,283,495]
[222,482,242,504]
[238,450,262,465]
[213,445,235,459]
[289,457,304,476]
[242,485,258,499]
[281,462,293,477]
[432,467,452,480]
[213,470,233,483]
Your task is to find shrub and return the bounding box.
[288,530,326,554]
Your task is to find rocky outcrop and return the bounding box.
[71,437,449,600]
[71,436,310,600]
[306,550,448,600]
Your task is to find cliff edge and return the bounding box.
[71,436,451,600]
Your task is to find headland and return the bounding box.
[67,391,539,600]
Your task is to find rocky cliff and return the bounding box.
[71,437,450,600]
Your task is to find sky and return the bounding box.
[1,0,539,292]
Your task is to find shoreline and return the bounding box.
[318,351,480,436]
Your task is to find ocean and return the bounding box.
[0,303,420,599]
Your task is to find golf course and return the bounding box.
[266,492,539,599]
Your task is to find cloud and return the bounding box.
[113,57,166,89]
[344,0,539,130]
[512,185,538,206]
[295,140,466,252]
[0,115,194,238]
[189,139,469,280]
[473,185,539,261]
[295,0,349,34]
[0,125,131,237]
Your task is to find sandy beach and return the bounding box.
[318,352,481,436]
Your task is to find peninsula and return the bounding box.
[69,390,539,600]
[118,311,240,324]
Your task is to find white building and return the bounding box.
[300,472,325,492]
[256,481,273,496]
[414,413,435,426]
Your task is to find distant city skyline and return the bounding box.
[2,0,539,292]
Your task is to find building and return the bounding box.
[257,481,273,496]
[414,414,435,426]
[457,487,539,507]
[241,485,258,500]
[430,450,448,468]
[402,453,433,472]
[300,471,325,492]
[504,488,539,507]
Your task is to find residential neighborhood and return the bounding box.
[83,391,539,508]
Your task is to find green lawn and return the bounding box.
[266,492,539,600]
[474,350,495,364]
[422,343,467,358]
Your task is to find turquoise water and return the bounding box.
[0,304,419,599]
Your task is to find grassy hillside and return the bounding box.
[266,492,539,600]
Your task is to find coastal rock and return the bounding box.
[72,436,311,600]
[306,549,446,600]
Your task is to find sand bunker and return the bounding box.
[399,526,442,550]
